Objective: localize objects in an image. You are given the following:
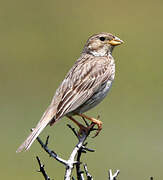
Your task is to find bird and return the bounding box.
[16,32,123,153]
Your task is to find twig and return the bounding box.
[37,136,68,166]
[108,169,120,180]
[67,124,78,138]
[84,164,93,180]
[36,156,51,180]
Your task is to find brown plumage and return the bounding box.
[16,32,123,153]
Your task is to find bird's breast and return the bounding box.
[108,54,115,81]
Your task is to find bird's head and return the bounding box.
[83,32,123,56]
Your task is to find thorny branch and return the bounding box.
[35,120,153,180]
[83,164,93,180]
[36,156,51,180]
[37,135,68,166]
[70,126,95,180]
[108,169,120,180]
[36,119,96,180]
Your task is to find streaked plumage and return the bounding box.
[16,32,123,152]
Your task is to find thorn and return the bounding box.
[83,147,95,152]
[45,136,49,147]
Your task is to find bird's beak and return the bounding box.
[109,37,124,46]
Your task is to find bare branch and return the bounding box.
[84,164,93,180]
[67,124,78,138]
[76,145,84,180]
[37,136,68,166]
[64,131,90,180]
[36,120,96,180]
[108,169,120,180]
[34,118,154,180]
[36,156,51,180]
[75,142,94,180]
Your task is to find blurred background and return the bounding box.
[1,0,163,179]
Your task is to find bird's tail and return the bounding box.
[16,105,57,153]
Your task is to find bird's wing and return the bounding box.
[53,54,113,120]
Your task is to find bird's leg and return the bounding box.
[77,114,102,137]
[67,116,90,135]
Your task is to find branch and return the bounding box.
[37,136,68,166]
[36,156,51,180]
[36,121,96,180]
[64,123,95,180]
[84,164,93,180]
[76,145,85,180]
[108,169,120,180]
[34,120,154,180]
[75,141,94,180]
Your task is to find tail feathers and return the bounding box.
[16,122,47,153]
[16,105,57,153]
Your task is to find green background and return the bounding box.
[1,0,163,179]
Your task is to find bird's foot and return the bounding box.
[67,116,94,136]
[77,114,102,137]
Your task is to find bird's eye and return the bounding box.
[99,37,106,41]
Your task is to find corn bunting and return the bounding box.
[17,32,123,152]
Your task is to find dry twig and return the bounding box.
[36,156,51,180]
